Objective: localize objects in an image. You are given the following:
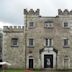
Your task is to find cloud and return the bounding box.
[0,0,72,27]
[0,21,14,28]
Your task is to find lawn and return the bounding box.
[1,69,72,72]
[0,69,24,72]
[0,69,40,72]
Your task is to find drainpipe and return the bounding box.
[25,12,27,69]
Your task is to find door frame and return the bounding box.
[0,59,2,69]
[26,54,35,69]
[44,54,53,68]
[41,48,56,68]
[29,59,33,69]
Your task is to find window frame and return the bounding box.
[11,38,19,47]
[64,22,68,28]
[28,38,35,48]
[45,38,53,47]
[44,21,53,28]
[28,21,35,29]
[63,38,69,48]
[63,21,70,29]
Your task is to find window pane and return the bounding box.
[64,22,68,27]
[29,39,33,46]
[12,38,18,46]
[45,38,48,46]
[29,22,34,27]
[45,38,52,47]
[49,39,52,46]
[64,39,68,46]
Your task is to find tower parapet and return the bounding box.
[24,9,40,15]
[58,9,72,15]
[3,26,24,33]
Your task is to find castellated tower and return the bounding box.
[24,9,40,29]
[24,9,42,69]
[24,9,72,69]
[3,26,25,68]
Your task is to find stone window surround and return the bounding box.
[62,37,70,48]
[44,22,53,28]
[28,21,35,29]
[11,38,19,47]
[27,37,35,48]
[44,38,53,47]
[64,22,68,27]
[62,20,70,28]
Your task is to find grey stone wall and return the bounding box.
[3,9,72,69]
[24,9,72,69]
[3,26,25,68]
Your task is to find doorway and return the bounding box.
[29,59,33,69]
[0,59,2,69]
[44,55,53,68]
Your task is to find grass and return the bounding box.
[0,69,24,72]
[0,69,40,72]
[0,69,41,72]
[1,69,72,72]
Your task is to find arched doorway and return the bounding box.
[26,54,35,69]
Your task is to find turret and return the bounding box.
[24,9,40,15]
[58,9,72,15]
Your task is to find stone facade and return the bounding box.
[0,29,2,61]
[3,9,72,69]
[3,26,25,68]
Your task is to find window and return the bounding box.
[45,38,53,47]
[64,22,68,28]
[29,39,33,46]
[11,38,18,47]
[63,39,69,48]
[64,56,70,68]
[44,21,53,28]
[28,38,34,48]
[29,22,34,27]
[0,36,2,38]
[29,22,34,28]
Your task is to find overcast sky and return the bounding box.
[0,0,72,28]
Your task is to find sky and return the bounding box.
[0,0,72,28]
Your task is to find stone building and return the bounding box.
[3,9,72,69]
[3,26,25,68]
[0,29,3,68]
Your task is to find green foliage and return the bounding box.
[0,69,24,72]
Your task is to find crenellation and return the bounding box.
[3,26,24,32]
[3,9,72,69]
[9,26,12,29]
[58,9,72,15]
[70,10,72,15]
[63,9,69,15]
[35,9,40,15]
[24,9,40,15]
[58,9,63,15]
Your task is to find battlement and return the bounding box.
[58,9,72,15]
[24,9,40,15]
[3,26,24,32]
